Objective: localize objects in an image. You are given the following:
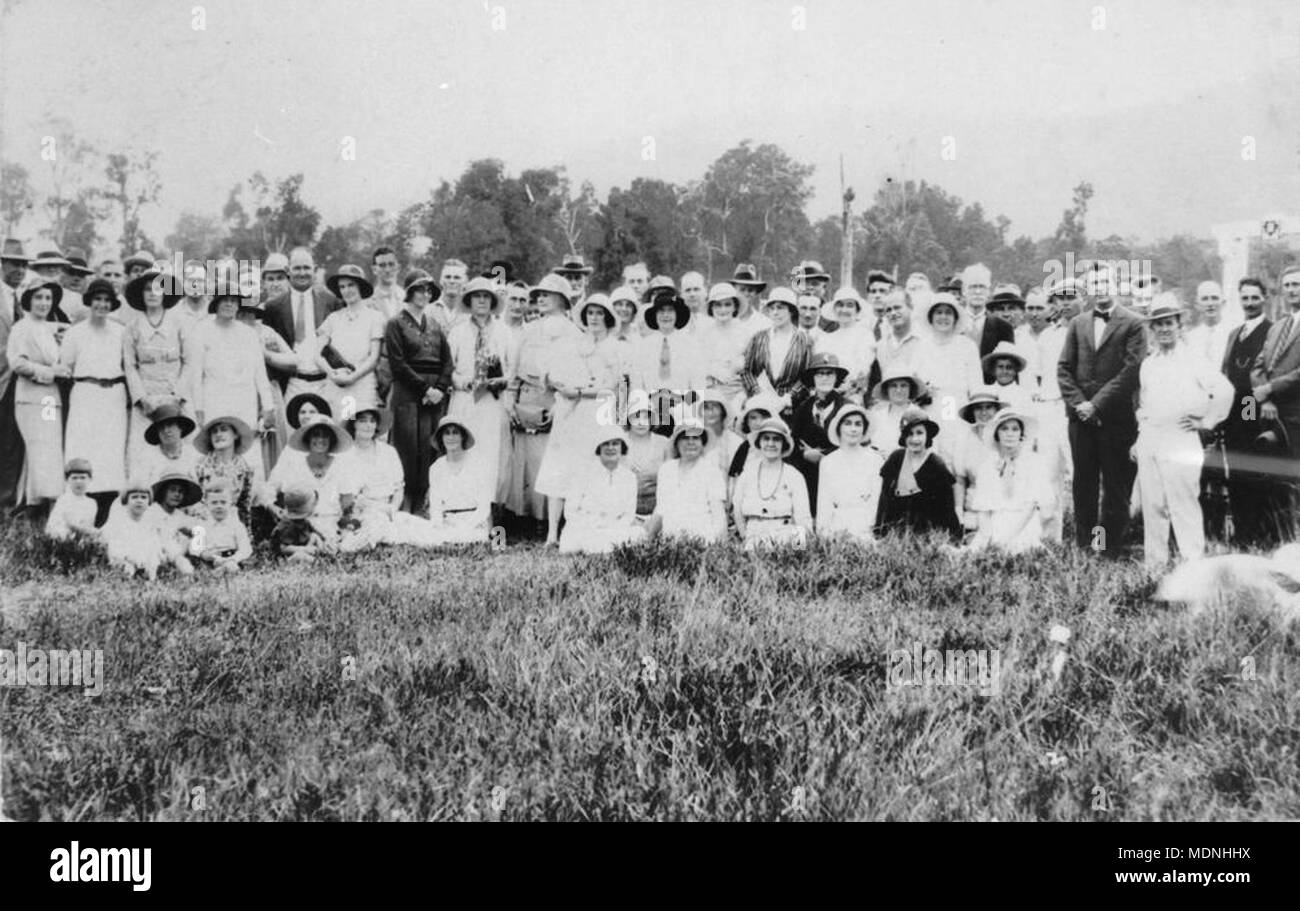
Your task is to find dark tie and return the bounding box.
[1093,309,1112,323]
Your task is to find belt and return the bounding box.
[444,507,477,514]
[295,370,327,381]
[407,362,444,374]
[73,376,125,387]
[744,515,792,524]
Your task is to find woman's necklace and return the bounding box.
[308,454,332,478]
[757,461,783,500]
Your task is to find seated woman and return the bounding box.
[969,408,1057,553]
[816,404,884,543]
[947,387,1006,533]
[260,414,355,543]
[193,416,258,529]
[788,353,850,513]
[651,424,728,543]
[732,417,812,549]
[726,393,786,493]
[696,390,744,482]
[865,369,922,456]
[624,390,671,520]
[875,407,961,541]
[980,341,1032,411]
[336,407,434,551]
[559,430,643,554]
[423,416,492,545]
[136,403,199,484]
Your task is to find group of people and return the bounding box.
[2,235,1297,574]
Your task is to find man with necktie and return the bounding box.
[962,263,1015,381]
[1057,263,1147,555]
[263,246,340,400]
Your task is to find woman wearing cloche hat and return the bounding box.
[968,408,1057,553]
[558,429,644,553]
[649,422,729,543]
[316,263,386,418]
[875,406,961,541]
[816,403,885,543]
[732,417,813,549]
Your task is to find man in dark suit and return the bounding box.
[263,245,340,398]
[1250,266,1300,541]
[961,263,1015,381]
[1057,264,1147,555]
[1209,277,1273,544]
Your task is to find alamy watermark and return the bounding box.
[0,642,104,696]
[885,642,1002,696]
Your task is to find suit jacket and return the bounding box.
[1056,306,1146,428]
[263,285,341,352]
[1250,311,1300,422]
[972,312,1015,382]
[1222,318,1270,447]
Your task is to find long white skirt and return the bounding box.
[448,390,511,504]
[66,382,127,493]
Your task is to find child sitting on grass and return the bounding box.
[45,458,100,541]
[148,471,202,576]
[100,478,165,581]
[194,480,253,572]
[272,484,328,563]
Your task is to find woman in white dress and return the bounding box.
[865,369,922,456]
[187,284,277,479]
[651,423,728,543]
[317,264,385,417]
[912,292,982,424]
[949,387,1006,533]
[425,416,492,545]
[336,407,434,550]
[969,408,1057,553]
[816,404,884,542]
[61,278,128,516]
[980,341,1033,412]
[732,417,812,549]
[447,276,513,506]
[259,414,355,542]
[695,389,744,483]
[699,283,753,417]
[815,287,877,401]
[559,429,642,554]
[535,286,623,546]
[7,281,71,512]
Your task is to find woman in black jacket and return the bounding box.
[788,353,849,516]
[875,406,961,541]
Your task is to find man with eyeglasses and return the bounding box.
[1210,277,1274,545]
[1057,264,1147,555]
[1250,267,1300,540]
[369,247,404,321]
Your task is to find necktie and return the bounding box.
[294,292,306,344]
[1094,309,1112,323]
[659,335,671,382]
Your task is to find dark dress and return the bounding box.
[385,310,453,513]
[875,448,961,540]
[788,391,846,516]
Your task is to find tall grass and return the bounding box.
[1,515,1296,821]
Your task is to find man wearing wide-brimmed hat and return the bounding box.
[1,237,29,294]
[730,263,772,335]
[1133,299,1232,569]
[553,254,594,308]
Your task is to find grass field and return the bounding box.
[1,515,1297,821]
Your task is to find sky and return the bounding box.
[2,0,1298,256]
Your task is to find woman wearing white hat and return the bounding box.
[699,283,753,416]
[912,291,982,424]
[816,404,884,542]
[948,387,1007,532]
[865,369,922,455]
[980,341,1033,412]
[814,287,877,399]
[732,417,812,549]
[535,284,623,546]
[447,276,514,508]
[258,413,354,542]
[695,388,744,481]
[623,389,671,519]
[969,408,1058,553]
[651,423,729,543]
[335,407,435,551]
[558,429,642,554]
[740,287,813,412]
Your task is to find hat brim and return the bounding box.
[669,425,710,454]
[326,275,374,300]
[554,265,594,276]
[593,435,630,456]
[151,476,203,508]
[125,272,182,311]
[460,287,502,313]
[434,420,475,451]
[732,279,767,291]
[644,298,689,330]
[827,407,872,446]
[195,416,257,454]
[345,407,393,438]
[765,299,800,320]
[579,301,617,330]
[987,414,1039,448]
[747,427,795,458]
[144,412,197,445]
[289,419,353,454]
[286,393,332,429]
[873,376,921,403]
[19,281,64,312]
[531,286,574,309]
[404,280,442,303]
[800,364,850,387]
[981,352,1028,373]
[899,417,941,445]
[707,296,740,316]
[958,398,1004,423]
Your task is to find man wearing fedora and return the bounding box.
[263,246,340,400]
[1213,277,1274,545]
[962,263,1015,381]
[1133,300,1232,569]
[1058,263,1147,555]
[62,248,94,295]
[1,238,30,298]
[26,248,78,322]
[1250,267,1300,541]
[553,254,593,310]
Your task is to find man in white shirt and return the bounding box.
[876,290,924,379]
[1019,286,1071,538]
[797,294,825,344]
[369,246,404,320]
[1183,280,1236,370]
[1134,301,1232,568]
[680,271,709,335]
[430,259,469,333]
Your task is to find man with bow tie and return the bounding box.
[1057,263,1147,555]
